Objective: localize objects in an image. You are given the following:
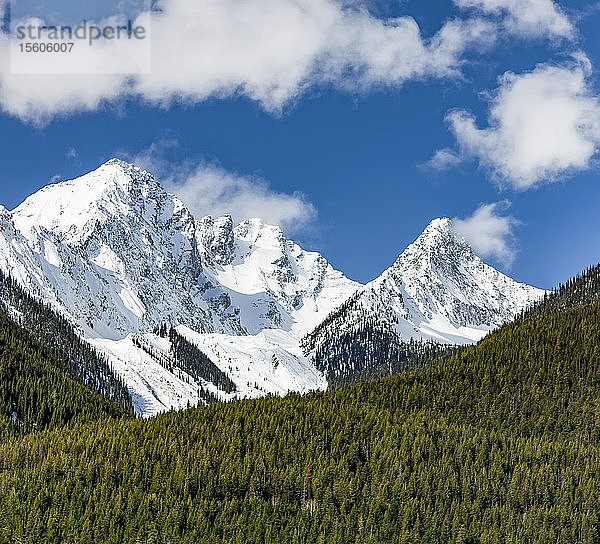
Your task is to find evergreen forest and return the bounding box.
[1,265,600,543]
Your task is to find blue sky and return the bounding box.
[0,0,599,288]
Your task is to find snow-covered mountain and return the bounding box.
[8,159,357,339]
[302,217,544,377]
[366,217,541,343]
[0,160,545,415]
[0,160,358,414]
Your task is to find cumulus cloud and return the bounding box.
[445,56,600,189]
[453,201,518,266]
[130,145,316,233]
[164,166,316,233]
[453,0,573,39]
[0,0,495,123]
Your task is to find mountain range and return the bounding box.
[0,159,545,415]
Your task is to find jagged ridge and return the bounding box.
[0,161,545,415]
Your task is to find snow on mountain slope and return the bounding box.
[88,335,205,417]
[202,216,360,335]
[304,217,545,357]
[176,325,327,397]
[87,326,327,417]
[0,205,51,295]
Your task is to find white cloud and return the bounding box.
[446,56,600,189]
[164,166,316,233]
[453,201,518,266]
[130,145,316,233]
[454,0,573,39]
[424,147,462,170]
[0,0,494,123]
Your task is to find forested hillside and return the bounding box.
[301,295,461,385]
[2,277,600,542]
[0,271,133,415]
[0,307,130,437]
[304,311,460,385]
[525,262,600,317]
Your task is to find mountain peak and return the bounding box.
[234,217,284,243]
[418,217,465,246]
[103,157,134,169]
[314,216,545,350]
[10,160,171,242]
[393,217,473,275]
[99,158,156,185]
[93,158,157,191]
[424,216,452,230]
